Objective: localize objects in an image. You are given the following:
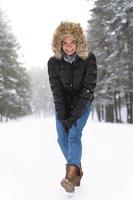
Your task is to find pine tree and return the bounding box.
[0,8,31,121]
[87,0,133,123]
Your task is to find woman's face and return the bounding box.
[62,36,77,55]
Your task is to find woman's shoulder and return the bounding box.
[47,56,61,75]
[86,52,96,62]
[47,56,59,66]
[47,57,61,73]
[85,52,97,71]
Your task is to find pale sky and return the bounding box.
[0,0,95,69]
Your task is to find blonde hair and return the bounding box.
[52,21,90,60]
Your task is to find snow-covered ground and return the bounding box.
[0,116,133,200]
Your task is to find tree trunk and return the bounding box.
[101,105,104,121]
[129,92,133,123]
[114,91,118,122]
[125,92,130,123]
[105,104,114,122]
[118,93,122,122]
[96,105,101,121]
[0,114,2,122]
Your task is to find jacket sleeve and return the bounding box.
[48,57,66,120]
[70,53,97,119]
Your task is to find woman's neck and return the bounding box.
[63,52,77,63]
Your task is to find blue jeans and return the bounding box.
[55,103,92,168]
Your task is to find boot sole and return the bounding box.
[61,179,75,193]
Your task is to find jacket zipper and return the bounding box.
[69,63,74,89]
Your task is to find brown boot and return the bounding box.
[75,164,83,187]
[61,165,82,193]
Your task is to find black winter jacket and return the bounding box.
[48,52,97,121]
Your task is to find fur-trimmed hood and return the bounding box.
[52,21,90,60]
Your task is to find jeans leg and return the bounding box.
[67,127,82,167]
[55,116,68,161]
[67,103,92,167]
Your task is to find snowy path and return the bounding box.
[0,116,133,200]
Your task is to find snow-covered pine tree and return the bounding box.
[87,0,133,123]
[0,8,31,121]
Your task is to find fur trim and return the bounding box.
[52,21,90,60]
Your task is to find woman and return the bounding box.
[48,21,97,193]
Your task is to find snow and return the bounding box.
[0,116,133,200]
[8,77,18,84]
[106,51,118,61]
[121,18,127,23]
[5,89,17,95]
[123,2,133,11]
